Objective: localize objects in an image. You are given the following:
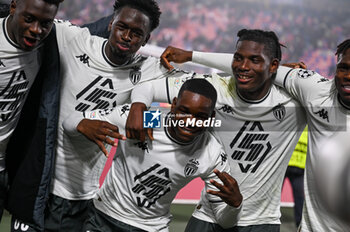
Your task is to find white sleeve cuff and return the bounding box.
[192,51,233,75]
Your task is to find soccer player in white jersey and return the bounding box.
[63,79,243,232]
[0,0,60,224]
[129,29,307,232]
[272,39,350,231]
[160,38,350,231]
[44,0,196,231]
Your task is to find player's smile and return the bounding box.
[105,6,150,65]
[116,42,130,52]
[23,36,39,48]
[236,73,254,83]
[7,0,57,51]
[335,48,350,106]
[169,90,214,144]
[232,40,278,101]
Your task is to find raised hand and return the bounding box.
[282,61,307,69]
[160,46,193,70]
[125,102,153,142]
[77,119,126,156]
[207,169,243,208]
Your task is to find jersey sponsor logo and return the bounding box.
[313,108,330,122]
[272,104,286,122]
[75,76,117,112]
[0,59,5,67]
[229,121,272,173]
[184,158,199,177]
[218,104,234,115]
[0,70,28,122]
[76,54,90,67]
[143,110,162,128]
[129,66,141,85]
[132,163,172,208]
[297,69,315,79]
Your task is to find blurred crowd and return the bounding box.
[58,0,350,78]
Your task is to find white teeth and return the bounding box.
[239,75,249,80]
[343,86,350,90]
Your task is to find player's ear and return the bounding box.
[170,97,177,113]
[269,58,279,74]
[10,0,17,16]
[142,34,150,47]
[108,16,115,32]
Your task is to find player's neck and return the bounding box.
[237,86,271,102]
[104,42,132,66]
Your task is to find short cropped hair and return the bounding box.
[113,0,161,32]
[178,79,217,110]
[237,29,283,61]
[336,39,350,60]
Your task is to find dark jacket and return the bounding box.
[5,14,112,230]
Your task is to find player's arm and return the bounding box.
[274,66,329,105]
[160,46,307,77]
[127,71,193,141]
[203,150,243,228]
[62,107,128,156]
[82,14,114,38]
[161,46,233,74]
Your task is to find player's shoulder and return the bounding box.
[198,131,226,157]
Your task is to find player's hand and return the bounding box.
[125,102,153,142]
[160,46,193,70]
[77,119,126,157]
[207,169,243,208]
[282,62,307,69]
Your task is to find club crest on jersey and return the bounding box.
[272,104,286,122]
[129,66,141,85]
[297,69,315,79]
[184,159,199,177]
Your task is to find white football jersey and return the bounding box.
[132,72,307,226]
[52,20,192,200]
[0,17,41,171]
[276,67,350,232]
[63,105,239,232]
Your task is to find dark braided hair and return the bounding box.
[113,0,161,32]
[336,39,350,59]
[236,29,284,61]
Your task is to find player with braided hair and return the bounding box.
[127,28,307,231]
[158,36,350,231]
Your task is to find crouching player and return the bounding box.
[63,79,242,231]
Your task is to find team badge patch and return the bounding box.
[272,104,286,122]
[297,69,315,79]
[129,66,141,85]
[184,159,199,177]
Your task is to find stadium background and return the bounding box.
[1,0,350,231]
